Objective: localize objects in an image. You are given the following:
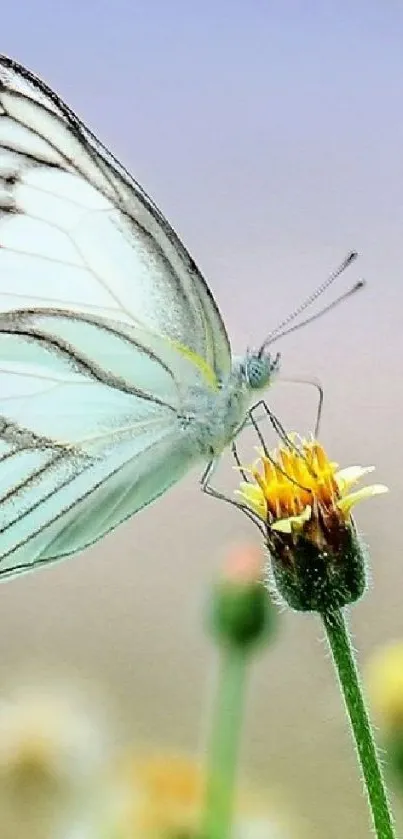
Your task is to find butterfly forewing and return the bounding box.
[0,55,231,375]
[0,54,233,576]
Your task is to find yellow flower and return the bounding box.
[238,437,387,535]
[116,753,202,837]
[236,437,388,612]
[365,642,403,731]
[103,751,293,839]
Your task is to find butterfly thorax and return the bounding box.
[180,351,280,458]
[178,374,249,458]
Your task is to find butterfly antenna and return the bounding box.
[269,279,365,344]
[259,251,359,351]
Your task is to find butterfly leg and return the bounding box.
[200,455,225,501]
[200,403,253,499]
[247,400,316,485]
[199,403,282,503]
[276,376,324,436]
[309,378,324,436]
[247,399,292,451]
[200,452,265,533]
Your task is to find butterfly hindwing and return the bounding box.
[0,350,201,578]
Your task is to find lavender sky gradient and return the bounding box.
[1,4,403,838]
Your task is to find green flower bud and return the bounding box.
[209,546,276,648]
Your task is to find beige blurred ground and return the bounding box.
[1,4,403,836]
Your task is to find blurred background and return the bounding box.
[1,1,403,836]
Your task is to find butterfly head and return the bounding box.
[242,348,281,391]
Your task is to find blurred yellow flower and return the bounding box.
[111,753,202,837]
[0,685,105,780]
[365,642,403,731]
[104,751,294,839]
[0,681,108,839]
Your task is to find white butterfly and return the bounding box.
[0,56,356,580]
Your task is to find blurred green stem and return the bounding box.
[322,608,396,839]
[202,646,247,839]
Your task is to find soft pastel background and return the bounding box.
[1,2,403,837]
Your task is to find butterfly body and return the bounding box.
[176,365,247,457]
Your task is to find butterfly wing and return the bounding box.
[0,54,231,381]
[0,318,201,579]
[0,421,197,580]
[0,55,233,577]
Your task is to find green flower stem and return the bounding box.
[322,608,396,839]
[202,646,248,839]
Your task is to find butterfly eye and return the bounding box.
[246,357,270,390]
[245,352,281,390]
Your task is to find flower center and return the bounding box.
[253,441,340,521]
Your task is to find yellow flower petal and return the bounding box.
[237,483,264,502]
[270,505,312,533]
[233,454,263,476]
[337,484,389,516]
[236,484,266,517]
[335,465,375,494]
